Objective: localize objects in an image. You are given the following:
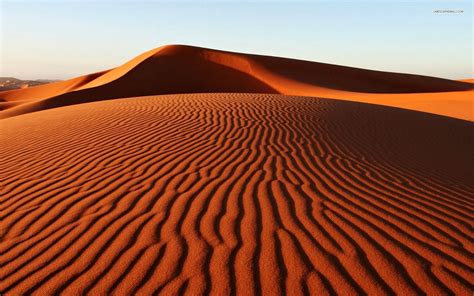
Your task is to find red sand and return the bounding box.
[0,45,472,120]
[0,46,473,295]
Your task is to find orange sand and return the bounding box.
[0,45,472,120]
[0,46,473,295]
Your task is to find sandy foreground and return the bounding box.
[0,46,473,295]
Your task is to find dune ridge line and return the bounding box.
[0,45,472,120]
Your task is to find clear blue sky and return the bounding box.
[0,0,472,80]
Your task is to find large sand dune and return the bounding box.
[0,93,472,295]
[1,45,473,295]
[0,45,472,120]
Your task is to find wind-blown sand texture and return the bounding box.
[1,46,473,295]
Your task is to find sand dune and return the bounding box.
[1,45,472,295]
[0,71,107,102]
[0,45,472,120]
[0,93,472,295]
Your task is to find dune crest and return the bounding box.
[1,45,472,295]
[0,45,472,120]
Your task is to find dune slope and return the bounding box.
[0,45,472,120]
[0,93,472,295]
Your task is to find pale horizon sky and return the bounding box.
[0,0,472,80]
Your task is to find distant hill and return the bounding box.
[0,77,59,91]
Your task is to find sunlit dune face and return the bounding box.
[0,44,472,295]
[0,45,472,121]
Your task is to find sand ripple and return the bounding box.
[0,94,472,295]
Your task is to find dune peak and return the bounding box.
[0,45,472,120]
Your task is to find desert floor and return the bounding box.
[1,93,472,295]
